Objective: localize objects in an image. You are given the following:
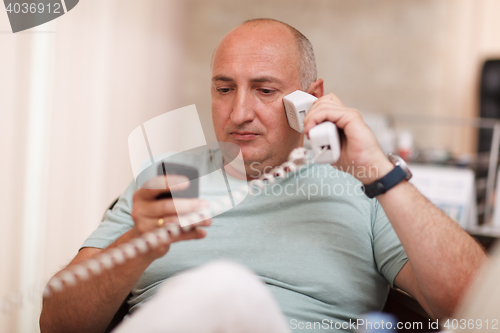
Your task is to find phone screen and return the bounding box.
[156,162,199,199]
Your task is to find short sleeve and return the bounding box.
[372,199,408,287]
[80,180,137,250]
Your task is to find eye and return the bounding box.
[259,88,275,94]
[216,87,232,94]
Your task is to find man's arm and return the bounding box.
[40,230,158,333]
[40,176,210,333]
[303,92,487,319]
[380,180,486,319]
[394,263,436,318]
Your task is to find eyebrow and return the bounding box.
[212,75,233,82]
[212,75,283,85]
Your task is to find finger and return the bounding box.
[138,175,190,200]
[136,215,211,235]
[322,92,344,105]
[157,215,181,226]
[135,215,179,234]
[169,227,208,242]
[139,198,209,218]
[168,216,212,231]
[303,106,342,135]
[194,218,212,227]
[161,217,212,229]
[306,95,342,116]
[303,107,361,135]
[303,99,340,125]
[170,217,212,228]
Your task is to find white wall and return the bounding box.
[0,1,188,331]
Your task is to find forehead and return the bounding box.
[212,23,301,83]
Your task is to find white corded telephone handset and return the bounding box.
[283,90,341,164]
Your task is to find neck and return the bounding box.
[221,134,305,181]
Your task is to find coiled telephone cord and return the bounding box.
[43,147,325,297]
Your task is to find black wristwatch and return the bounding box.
[362,153,412,198]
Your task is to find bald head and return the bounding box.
[212,19,317,90]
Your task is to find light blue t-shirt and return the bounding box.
[82,149,407,332]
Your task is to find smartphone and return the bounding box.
[155,162,199,199]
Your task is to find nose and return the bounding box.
[230,90,255,126]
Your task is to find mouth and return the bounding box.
[230,131,259,141]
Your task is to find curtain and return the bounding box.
[0,1,187,331]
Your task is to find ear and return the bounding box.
[306,78,324,98]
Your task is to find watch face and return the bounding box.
[388,153,412,180]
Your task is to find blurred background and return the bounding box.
[1,0,500,332]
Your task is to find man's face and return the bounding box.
[211,23,303,177]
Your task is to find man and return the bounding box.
[40,19,487,332]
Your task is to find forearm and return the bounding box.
[302,92,488,317]
[377,180,487,317]
[40,229,156,333]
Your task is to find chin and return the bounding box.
[239,146,264,165]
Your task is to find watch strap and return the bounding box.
[362,165,407,198]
